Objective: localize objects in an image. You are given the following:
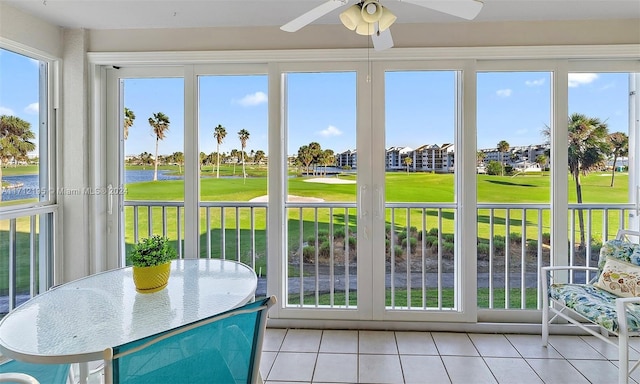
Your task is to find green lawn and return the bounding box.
[2,169,630,303]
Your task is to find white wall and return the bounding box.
[0,2,62,58]
[87,19,640,52]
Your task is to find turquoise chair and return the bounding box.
[103,296,276,384]
[0,360,70,384]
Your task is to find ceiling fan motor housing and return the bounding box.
[361,0,383,23]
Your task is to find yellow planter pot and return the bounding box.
[132,262,171,293]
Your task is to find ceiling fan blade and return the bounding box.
[281,0,349,32]
[372,27,394,51]
[400,0,483,20]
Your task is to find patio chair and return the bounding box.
[0,360,70,384]
[103,295,276,384]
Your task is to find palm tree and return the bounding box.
[172,151,184,174]
[319,149,335,177]
[476,151,486,165]
[308,142,322,175]
[148,112,170,181]
[0,115,36,201]
[535,154,547,170]
[238,129,250,180]
[124,107,136,140]
[213,124,227,178]
[497,140,510,176]
[404,156,413,173]
[297,145,314,175]
[254,150,266,165]
[608,132,628,187]
[544,113,610,249]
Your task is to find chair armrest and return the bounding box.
[0,373,40,384]
[540,266,600,295]
[541,266,599,272]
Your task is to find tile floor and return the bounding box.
[260,328,640,384]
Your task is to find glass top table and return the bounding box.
[0,259,257,364]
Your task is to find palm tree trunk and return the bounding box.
[574,170,586,252]
[242,149,246,181]
[154,137,159,181]
[215,143,220,178]
[610,154,618,187]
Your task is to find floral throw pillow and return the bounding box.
[595,257,640,298]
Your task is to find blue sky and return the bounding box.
[0,47,631,157]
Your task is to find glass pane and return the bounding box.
[285,72,357,308]
[197,75,268,292]
[0,48,44,206]
[476,71,551,309]
[385,70,457,310]
[122,78,184,259]
[567,72,632,267]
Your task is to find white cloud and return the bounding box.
[234,91,267,106]
[0,106,15,115]
[317,125,342,137]
[24,102,39,114]
[568,73,598,88]
[525,78,545,87]
[496,89,512,97]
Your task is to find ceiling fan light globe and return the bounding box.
[378,8,397,31]
[339,4,361,30]
[355,20,375,36]
[360,0,382,23]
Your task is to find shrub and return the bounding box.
[443,233,455,243]
[509,232,522,243]
[319,241,331,257]
[428,228,439,237]
[401,237,418,252]
[477,243,490,255]
[129,235,176,267]
[392,245,404,257]
[334,228,345,238]
[302,246,315,261]
[442,242,455,254]
[397,231,408,243]
[424,235,438,247]
[486,161,502,175]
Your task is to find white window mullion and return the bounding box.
[550,61,569,271]
[183,65,199,259]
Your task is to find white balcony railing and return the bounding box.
[2,201,634,315]
[0,204,57,315]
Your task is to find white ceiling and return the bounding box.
[3,0,640,30]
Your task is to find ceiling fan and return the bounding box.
[281,0,483,51]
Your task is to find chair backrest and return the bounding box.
[103,295,276,384]
[598,230,640,271]
[0,360,70,384]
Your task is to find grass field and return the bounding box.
[2,166,630,305]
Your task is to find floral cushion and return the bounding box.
[598,239,640,271]
[549,283,640,333]
[594,258,640,297]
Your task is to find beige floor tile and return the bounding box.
[395,331,439,355]
[484,357,543,384]
[469,333,521,358]
[400,355,450,384]
[263,328,287,352]
[314,353,358,383]
[267,352,317,382]
[505,334,564,359]
[280,329,322,353]
[432,332,479,356]
[358,354,404,384]
[548,335,607,360]
[260,351,277,380]
[441,356,497,384]
[526,358,591,384]
[569,359,622,383]
[359,330,398,355]
[320,330,359,354]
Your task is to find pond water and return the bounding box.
[2,170,183,202]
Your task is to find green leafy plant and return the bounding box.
[130,235,177,267]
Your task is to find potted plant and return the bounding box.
[130,235,177,293]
